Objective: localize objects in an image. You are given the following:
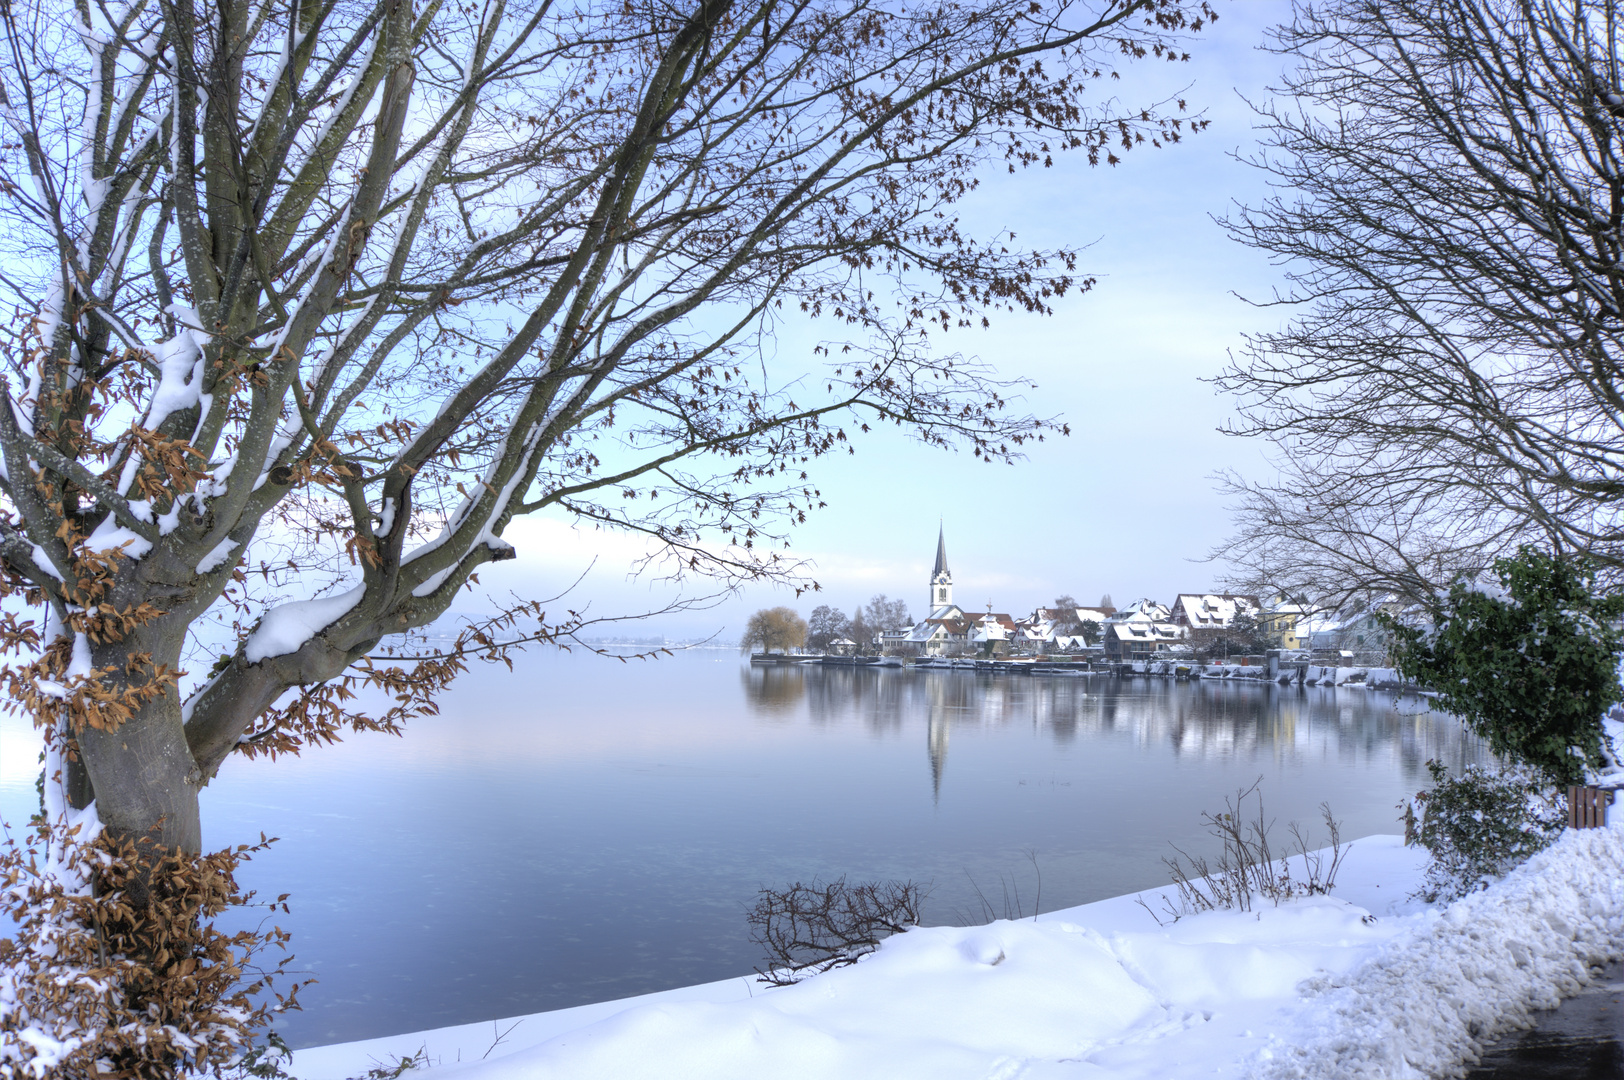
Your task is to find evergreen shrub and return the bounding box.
[1405,759,1566,903]
[1386,546,1624,784]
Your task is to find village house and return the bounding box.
[1307,606,1401,662]
[968,610,1020,654]
[1168,593,1259,631]
[1101,599,1183,661]
[1028,606,1115,650]
[1257,596,1312,651]
[1012,612,1056,653]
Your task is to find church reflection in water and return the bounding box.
[742,665,1482,801]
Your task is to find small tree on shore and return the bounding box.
[1188,611,1270,661]
[1387,548,1624,785]
[806,606,852,653]
[1047,595,1083,636]
[742,608,809,654]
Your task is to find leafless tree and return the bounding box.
[0,0,1215,860]
[805,603,851,652]
[1214,0,1624,606]
[862,593,910,633]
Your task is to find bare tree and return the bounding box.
[862,593,911,632]
[1214,0,1624,604]
[805,603,851,652]
[1046,593,1081,634]
[0,0,1215,1031]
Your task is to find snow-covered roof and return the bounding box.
[1106,599,1172,624]
[905,605,972,642]
[1108,620,1184,642]
[1170,593,1258,629]
[968,613,1014,641]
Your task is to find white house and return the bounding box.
[1168,593,1259,631]
[1102,599,1183,660]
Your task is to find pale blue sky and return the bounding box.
[489,1,1301,639]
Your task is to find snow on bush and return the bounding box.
[0,763,301,1078]
[748,878,925,985]
[1404,760,1567,903]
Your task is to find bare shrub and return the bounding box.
[959,850,1044,924]
[1139,780,1347,925]
[0,812,302,1078]
[749,878,926,986]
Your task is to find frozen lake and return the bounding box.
[0,648,1484,1048]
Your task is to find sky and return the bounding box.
[477,1,1301,641]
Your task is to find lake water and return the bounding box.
[0,649,1484,1048]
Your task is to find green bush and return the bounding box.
[1387,547,1624,784]
[1406,760,1567,903]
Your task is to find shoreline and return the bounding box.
[287,835,1431,1079]
[282,809,1624,1080]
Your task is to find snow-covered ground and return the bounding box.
[286,821,1624,1080]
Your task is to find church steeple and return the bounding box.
[930,524,953,609]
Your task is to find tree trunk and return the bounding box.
[73,634,203,855]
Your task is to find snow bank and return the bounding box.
[1258,826,1624,1079]
[1202,662,1273,680]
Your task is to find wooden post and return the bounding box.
[1568,785,1612,829]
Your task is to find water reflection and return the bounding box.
[741,664,807,714]
[41,653,1479,1049]
[745,666,1482,801]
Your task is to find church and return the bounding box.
[902,527,1017,655]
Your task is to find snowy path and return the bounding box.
[284,825,1624,1079]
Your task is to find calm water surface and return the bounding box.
[0,649,1484,1047]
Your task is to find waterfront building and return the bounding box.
[1257,597,1311,650]
[1169,593,1259,631]
[967,609,1019,655]
[1102,598,1183,661]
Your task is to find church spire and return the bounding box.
[930,524,953,610]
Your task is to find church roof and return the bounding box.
[933,525,949,577]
